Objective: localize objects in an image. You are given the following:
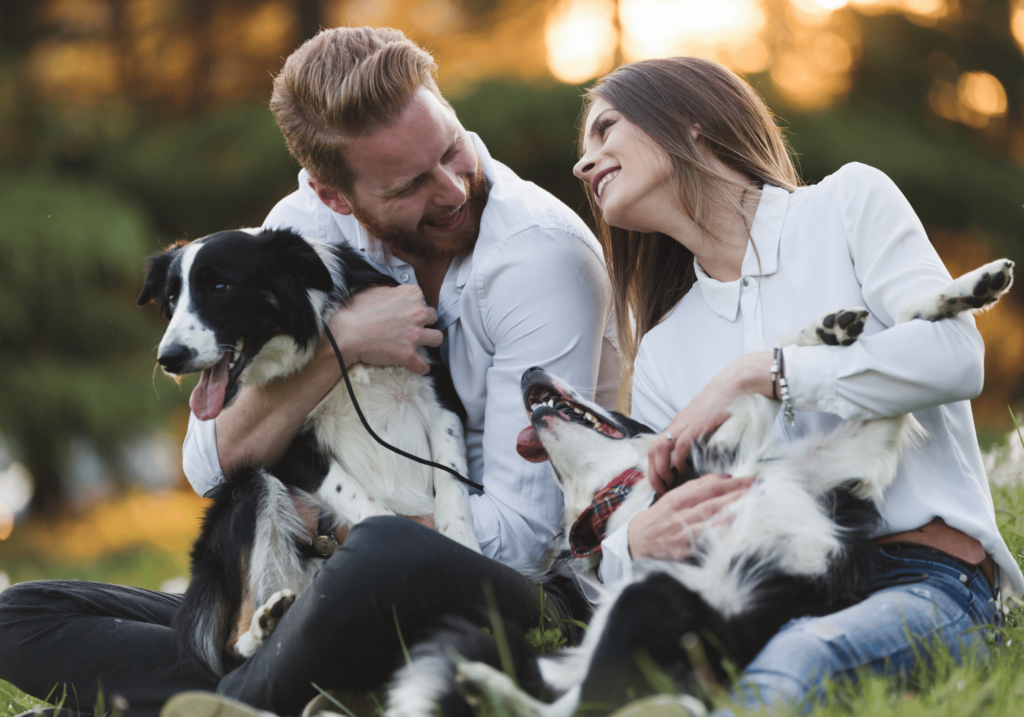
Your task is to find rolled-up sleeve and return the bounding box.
[784,163,984,420]
[469,228,613,573]
[183,413,225,497]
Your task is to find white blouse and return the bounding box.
[599,162,1023,595]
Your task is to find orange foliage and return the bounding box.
[6,490,205,561]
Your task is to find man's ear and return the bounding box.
[308,179,354,216]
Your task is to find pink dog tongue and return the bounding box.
[516,426,549,463]
[190,355,231,421]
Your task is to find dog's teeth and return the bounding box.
[585,412,595,422]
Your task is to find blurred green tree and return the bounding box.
[0,175,185,513]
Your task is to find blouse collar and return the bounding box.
[693,184,790,321]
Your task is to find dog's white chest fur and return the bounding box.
[308,363,440,517]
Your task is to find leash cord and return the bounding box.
[324,330,484,493]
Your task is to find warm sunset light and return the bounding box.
[0,503,13,541]
[618,0,766,63]
[957,71,1008,125]
[544,0,618,84]
[1013,1,1024,55]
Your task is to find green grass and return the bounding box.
[3,485,1024,717]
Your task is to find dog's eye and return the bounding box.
[168,295,177,309]
[212,283,231,296]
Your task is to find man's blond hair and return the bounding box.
[270,27,449,194]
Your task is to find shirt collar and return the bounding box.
[694,184,790,321]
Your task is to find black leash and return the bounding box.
[324,330,485,493]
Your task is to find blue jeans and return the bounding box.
[719,544,1000,715]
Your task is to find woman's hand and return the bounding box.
[647,351,774,495]
[628,473,755,561]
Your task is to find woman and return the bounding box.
[572,57,1021,711]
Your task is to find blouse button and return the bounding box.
[400,272,410,282]
[795,398,806,408]
[817,400,827,410]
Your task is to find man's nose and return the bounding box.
[435,166,468,206]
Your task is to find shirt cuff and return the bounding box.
[182,413,227,498]
[782,344,840,414]
[597,518,635,585]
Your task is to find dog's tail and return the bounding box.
[172,467,308,678]
[386,615,547,717]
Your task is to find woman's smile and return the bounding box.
[594,167,620,199]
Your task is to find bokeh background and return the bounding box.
[0,0,1023,589]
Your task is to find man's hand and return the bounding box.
[627,473,755,561]
[328,285,443,376]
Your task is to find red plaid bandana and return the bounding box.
[569,468,645,559]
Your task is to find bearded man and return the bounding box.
[0,26,618,717]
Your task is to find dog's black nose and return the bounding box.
[157,344,196,374]
[521,366,546,390]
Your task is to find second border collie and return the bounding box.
[386,259,1014,717]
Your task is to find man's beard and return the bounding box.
[352,163,489,262]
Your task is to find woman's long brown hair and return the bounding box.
[581,57,801,410]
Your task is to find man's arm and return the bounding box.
[464,228,616,572]
[214,284,443,475]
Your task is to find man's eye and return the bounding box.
[212,283,231,296]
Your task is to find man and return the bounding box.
[0,26,619,717]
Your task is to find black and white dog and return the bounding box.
[138,227,480,678]
[386,259,1014,717]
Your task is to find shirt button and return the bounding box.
[817,400,827,410]
[795,398,805,408]
[399,272,410,282]
[741,277,751,287]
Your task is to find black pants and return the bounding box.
[0,517,588,717]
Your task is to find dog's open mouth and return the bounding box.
[516,385,624,463]
[190,339,249,421]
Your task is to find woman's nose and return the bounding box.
[573,156,596,181]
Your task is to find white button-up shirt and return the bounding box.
[182,134,621,574]
[599,163,1023,595]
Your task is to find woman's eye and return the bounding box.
[212,283,231,296]
[598,119,616,138]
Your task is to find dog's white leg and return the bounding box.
[782,307,871,348]
[780,414,923,503]
[235,589,295,658]
[428,410,480,552]
[316,461,396,525]
[456,662,581,717]
[898,259,1014,324]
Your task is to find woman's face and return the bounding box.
[574,97,674,233]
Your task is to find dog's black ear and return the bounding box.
[260,228,334,293]
[138,242,185,310]
[253,228,334,349]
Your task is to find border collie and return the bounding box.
[138,227,480,678]
[386,259,1014,717]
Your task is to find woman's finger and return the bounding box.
[648,436,673,495]
[679,487,749,523]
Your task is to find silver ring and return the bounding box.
[664,432,674,442]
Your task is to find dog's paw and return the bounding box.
[812,308,869,347]
[456,662,520,710]
[904,259,1015,323]
[251,589,295,643]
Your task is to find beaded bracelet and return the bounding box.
[777,347,796,425]
[770,348,780,401]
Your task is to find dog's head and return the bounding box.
[138,228,334,420]
[517,367,654,501]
